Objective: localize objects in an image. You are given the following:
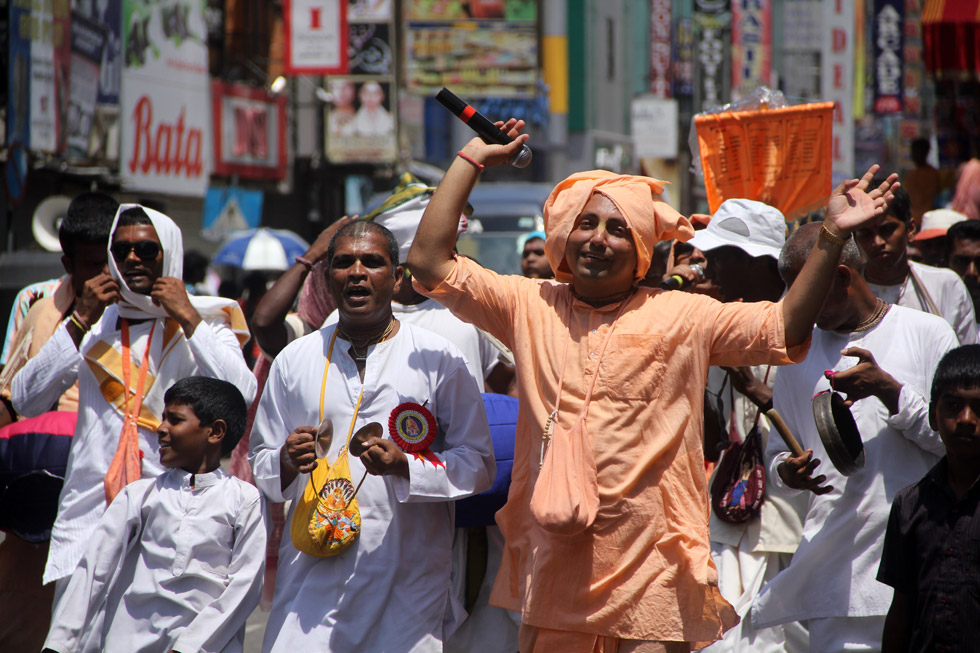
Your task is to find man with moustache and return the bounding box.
[11,204,256,610]
[250,220,494,652]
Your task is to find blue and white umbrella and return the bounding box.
[212,228,310,271]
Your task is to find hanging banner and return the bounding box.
[694,0,731,113]
[212,80,287,180]
[284,0,347,74]
[872,0,903,114]
[695,102,834,219]
[81,0,122,163]
[731,0,771,100]
[822,0,855,186]
[650,0,672,98]
[68,12,107,158]
[782,0,822,101]
[673,18,695,98]
[121,0,210,197]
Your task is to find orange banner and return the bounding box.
[695,102,834,220]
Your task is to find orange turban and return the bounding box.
[542,170,694,284]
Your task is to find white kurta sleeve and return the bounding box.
[43,482,145,652]
[186,320,257,404]
[10,324,80,417]
[390,359,494,502]
[250,357,298,503]
[884,384,944,456]
[949,277,978,345]
[171,492,266,653]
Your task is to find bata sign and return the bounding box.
[127,97,205,180]
[120,0,210,196]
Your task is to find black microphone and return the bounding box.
[659,263,704,290]
[435,88,533,169]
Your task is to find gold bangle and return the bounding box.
[819,224,848,247]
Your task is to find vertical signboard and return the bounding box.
[121,0,210,196]
[694,0,731,113]
[782,0,822,101]
[284,0,347,74]
[872,0,903,114]
[68,12,107,157]
[26,2,71,153]
[8,0,32,147]
[731,0,771,99]
[822,0,855,185]
[649,0,672,98]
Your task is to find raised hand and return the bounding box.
[75,269,120,327]
[151,277,202,335]
[826,164,901,237]
[307,215,356,264]
[457,118,529,169]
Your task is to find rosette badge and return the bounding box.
[389,402,443,467]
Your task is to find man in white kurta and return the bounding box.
[251,219,494,653]
[751,225,959,650]
[43,467,265,653]
[11,205,256,587]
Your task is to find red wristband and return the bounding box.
[456,151,485,172]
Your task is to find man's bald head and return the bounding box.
[778,222,865,287]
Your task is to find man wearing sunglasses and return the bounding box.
[11,205,257,621]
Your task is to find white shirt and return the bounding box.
[323,298,500,388]
[250,322,494,653]
[10,307,257,583]
[867,259,978,345]
[44,468,265,653]
[751,306,958,627]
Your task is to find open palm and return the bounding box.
[826,164,900,234]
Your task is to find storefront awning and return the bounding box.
[923,0,980,73]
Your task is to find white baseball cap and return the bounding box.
[911,209,968,242]
[688,199,787,260]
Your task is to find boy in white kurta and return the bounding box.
[43,377,265,653]
[250,220,494,653]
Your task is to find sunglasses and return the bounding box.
[111,240,161,262]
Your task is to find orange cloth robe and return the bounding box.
[420,256,809,646]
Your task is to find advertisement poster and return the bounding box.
[202,186,263,242]
[68,12,107,158]
[348,22,392,76]
[348,0,391,21]
[822,0,855,185]
[404,0,538,98]
[649,0,672,98]
[696,102,834,219]
[871,0,903,114]
[284,0,348,74]
[121,0,210,196]
[27,2,71,153]
[325,78,397,163]
[673,18,695,98]
[212,80,287,180]
[731,0,771,100]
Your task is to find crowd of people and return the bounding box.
[1,120,979,653]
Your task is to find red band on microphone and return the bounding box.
[460,105,477,122]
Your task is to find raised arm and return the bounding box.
[251,217,351,357]
[408,119,529,290]
[781,166,900,347]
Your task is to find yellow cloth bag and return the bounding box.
[290,449,362,557]
[289,328,367,558]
